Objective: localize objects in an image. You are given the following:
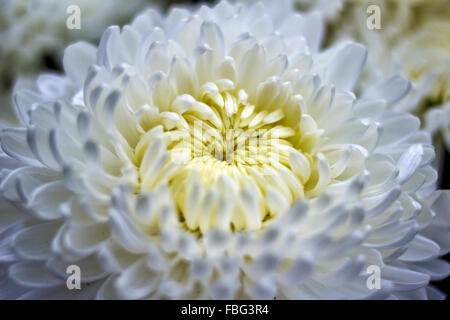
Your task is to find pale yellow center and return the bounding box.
[135,85,320,234]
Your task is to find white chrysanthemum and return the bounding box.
[326,0,450,148]
[0,0,150,123]
[0,0,449,300]
[295,0,343,21]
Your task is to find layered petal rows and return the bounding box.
[0,0,449,299]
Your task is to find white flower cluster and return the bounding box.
[318,0,450,149]
[0,0,449,300]
[0,0,150,123]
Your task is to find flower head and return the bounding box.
[0,0,449,300]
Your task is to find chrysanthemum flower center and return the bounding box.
[135,81,322,234]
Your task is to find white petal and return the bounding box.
[378,113,420,146]
[29,181,71,220]
[363,75,411,104]
[382,265,430,291]
[13,221,61,260]
[324,43,367,91]
[114,258,159,299]
[63,42,97,87]
[9,261,63,288]
[397,144,423,184]
[399,235,440,262]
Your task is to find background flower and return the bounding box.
[320,0,450,150]
[0,0,156,124]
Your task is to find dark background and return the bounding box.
[433,150,450,297]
